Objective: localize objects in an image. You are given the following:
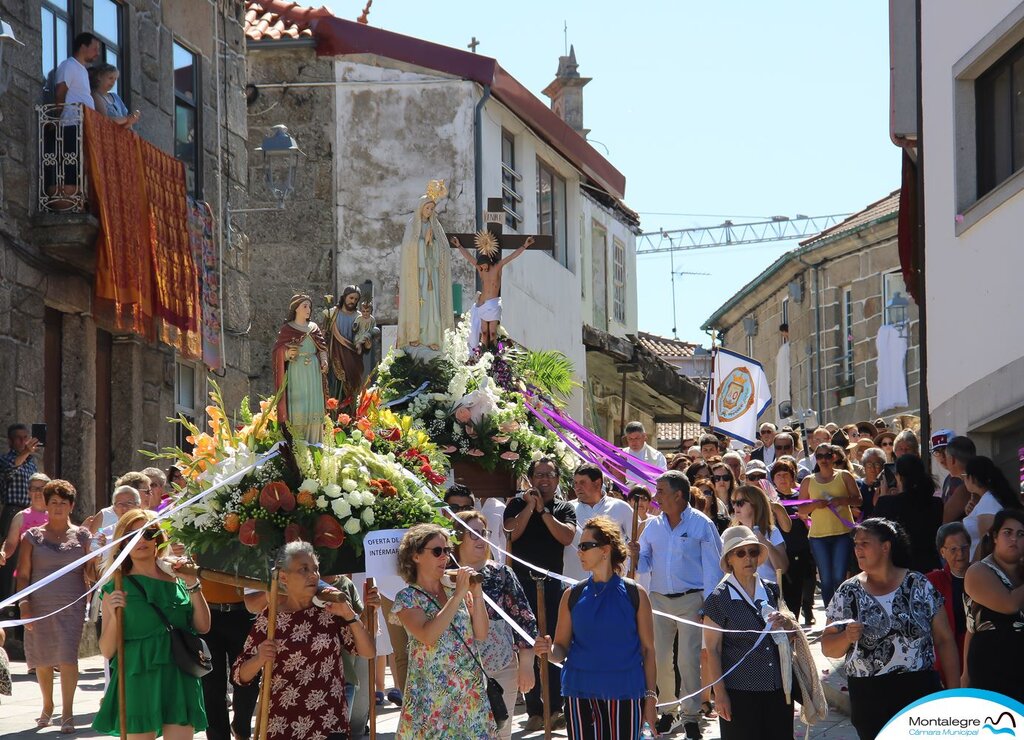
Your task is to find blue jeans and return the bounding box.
[809,533,852,608]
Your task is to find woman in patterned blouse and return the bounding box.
[234,542,376,740]
[453,511,537,739]
[822,518,960,740]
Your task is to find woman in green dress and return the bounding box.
[93,508,210,738]
[272,293,329,443]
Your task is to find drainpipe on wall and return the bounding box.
[913,0,930,448]
[473,84,492,231]
[472,84,492,301]
[796,256,825,423]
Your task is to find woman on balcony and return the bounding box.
[89,64,140,129]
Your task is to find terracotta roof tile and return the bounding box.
[799,189,900,247]
[635,331,697,359]
[244,0,336,42]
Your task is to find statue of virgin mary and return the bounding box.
[397,180,454,352]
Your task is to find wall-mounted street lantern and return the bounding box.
[229,124,303,215]
[886,291,910,339]
[0,19,25,97]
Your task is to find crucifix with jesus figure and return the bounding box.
[448,197,552,350]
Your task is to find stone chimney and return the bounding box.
[542,45,591,137]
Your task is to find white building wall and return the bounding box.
[579,193,638,338]
[480,99,586,417]
[920,1,1024,441]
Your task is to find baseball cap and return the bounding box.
[930,429,955,453]
[745,460,769,476]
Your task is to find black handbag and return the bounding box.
[412,587,508,729]
[127,575,213,678]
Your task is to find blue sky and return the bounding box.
[328,1,898,344]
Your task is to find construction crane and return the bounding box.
[637,213,851,255]
[642,213,850,339]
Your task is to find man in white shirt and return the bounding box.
[563,463,634,581]
[621,421,667,470]
[55,32,101,125]
[634,470,722,738]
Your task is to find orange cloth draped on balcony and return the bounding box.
[83,107,201,359]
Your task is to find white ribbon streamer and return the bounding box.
[0,445,282,628]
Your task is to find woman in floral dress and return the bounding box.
[454,511,537,738]
[391,523,498,739]
[234,542,376,740]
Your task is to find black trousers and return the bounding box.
[521,574,565,716]
[718,688,793,740]
[201,606,260,740]
[847,670,941,740]
[781,550,817,622]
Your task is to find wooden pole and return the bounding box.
[363,577,377,740]
[255,570,280,740]
[532,574,552,740]
[113,571,126,740]
[628,497,640,580]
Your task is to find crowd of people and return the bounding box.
[2,412,1023,739]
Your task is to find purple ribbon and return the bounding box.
[520,396,657,493]
[524,393,664,483]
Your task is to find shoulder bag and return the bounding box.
[126,575,213,678]
[412,586,508,729]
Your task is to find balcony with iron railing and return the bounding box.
[33,103,98,272]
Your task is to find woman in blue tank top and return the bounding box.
[534,515,659,738]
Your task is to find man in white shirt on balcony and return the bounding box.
[56,32,101,125]
[621,420,667,469]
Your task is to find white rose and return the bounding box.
[361,508,375,526]
[509,440,519,451]
[344,518,362,535]
[299,479,319,493]
[331,499,352,518]
[434,410,445,419]
[324,483,342,498]
[351,430,363,441]
[316,496,328,509]
[342,479,358,493]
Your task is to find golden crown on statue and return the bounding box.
[424,179,448,202]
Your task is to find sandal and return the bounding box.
[375,690,385,706]
[700,700,717,719]
[386,688,403,706]
[60,715,76,733]
[36,710,53,728]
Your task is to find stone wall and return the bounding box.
[0,0,252,517]
[721,226,920,429]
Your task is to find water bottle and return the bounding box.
[640,721,656,738]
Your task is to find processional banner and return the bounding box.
[700,347,772,445]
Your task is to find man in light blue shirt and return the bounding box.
[635,470,722,738]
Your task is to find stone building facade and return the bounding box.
[0,0,253,517]
[242,3,643,421]
[703,191,921,429]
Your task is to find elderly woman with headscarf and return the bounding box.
[397,180,454,351]
[272,293,329,443]
[233,541,376,740]
[703,525,803,739]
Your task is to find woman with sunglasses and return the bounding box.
[798,443,862,608]
[453,511,537,739]
[534,516,658,738]
[772,460,818,626]
[93,508,209,739]
[962,509,1024,700]
[710,460,736,513]
[822,519,958,739]
[728,485,788,584]
[391,523,497,739]
[703,525,800,739]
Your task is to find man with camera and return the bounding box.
[503,456,576,731]
[0,424,41,600]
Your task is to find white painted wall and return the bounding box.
[579,192,638,338]
[920,1,1024,428]
[478,98,588,417]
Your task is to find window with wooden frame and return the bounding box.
[537,159,567,268]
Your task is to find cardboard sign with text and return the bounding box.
[363,528,408,600]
